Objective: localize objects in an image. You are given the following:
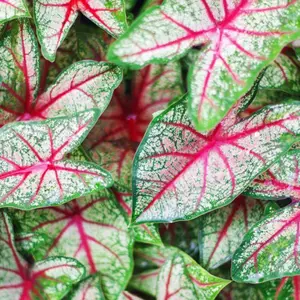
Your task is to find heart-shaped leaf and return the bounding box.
[157,253,197,300]
[84,62,182,189]
[34,0,127,62]
[232,202,300,283]
[0,20,122,126]
[199,196,264,269]
[112,187,162,246]
[246,149,300,200]
[0,109,113,209]
[12,189,134,299]
[131,245,230,299]
[0,0,30,24]
[108,0,300,131]
[0,211,85,299]
[133,95,300,223]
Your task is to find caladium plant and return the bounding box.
[1,0,300,299]
[0,211,85,299]
[108,0,300,131]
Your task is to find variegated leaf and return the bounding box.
[259,49,300,94]
[34,0,127,62]
[247,149,300,200]
[84,62,182,189]
[108,0,300,131]
[40,24,109,91]
[0,0,30,24]
[68,275,105,300]
[132,96,300,223]
[34,60,122,119]
[0,21,122,125]
[12,189,134,300]
[199,196,265,269]
[157,254,197,300]
[232,202,300,283]
[0,20,40,126]
[112,187,162,246]
[132,245,230,299]
[0,211,85,299]
[129,269,159,297]
[0,109,113,209]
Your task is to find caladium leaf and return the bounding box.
[259,50,300,94]
[246,149,300,200]
[129,269,159,297]
[112,187,162,246]
[12,189,134,299]
[0,20,122,126]
[133,95,300,223]
[108,0,300,131]
[34,0,127,62]
[0,211,85,299]
[35,60,122,119]
[131,245,230,299]
[0,109,113,209]
[118,291,144,300]
[232,202,300,283]
[0,20,40,125]
[157,254,197,300]
[84,62,182,189]
[68,275,105,300]
[40,24,109,91]
[218,277,300,300]
[199,196,265,269]
[0,0,30,24]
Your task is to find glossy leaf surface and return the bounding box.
[133,96,300,223]
[108,0,300,131]
[12,190,133,299]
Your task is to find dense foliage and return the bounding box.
[0,0,300,299]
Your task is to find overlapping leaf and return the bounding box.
[199,196,265,269]
[157,254,197,299]
[12,189,134,299]
[0,0,30,24]
[0,109,113,209]
[0,20,122,126]
[232,202,300,283]
[34,0,127,62]
[108,0,300,131]
[84,62,182,189]
[112,187,162,246]
[0,211,85,299]
[40,24,110,91]
[68,275,105,299]
[133,95,300,223]
[130,245,230,299]
[259,49,300,94]
[219,276,300,300]
[247,149,300,200]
